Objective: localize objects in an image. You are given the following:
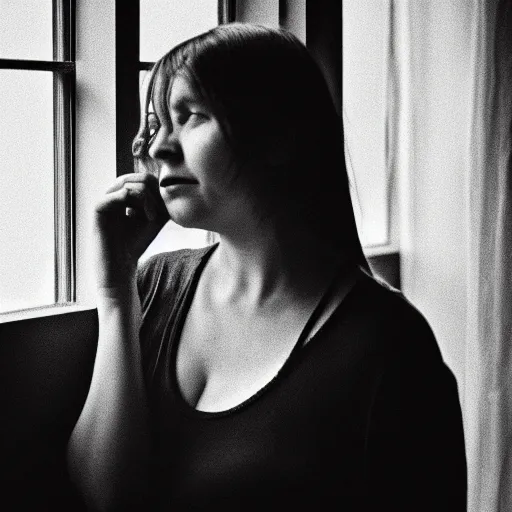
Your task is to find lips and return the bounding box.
[159,176,199,187]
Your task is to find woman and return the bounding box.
[67,23,466,511]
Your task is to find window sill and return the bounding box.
[363,243,399,257]
[0,303,95,325]
[365,245,400,289]
[0,244,400,324]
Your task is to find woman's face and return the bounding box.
[147,75,252,232]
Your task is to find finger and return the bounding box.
[95,186,149,218]
[123,182,145,193]
[125,206,138,218]
[105,171,159,194]
[123,182,156,221]
[106,173,162,218]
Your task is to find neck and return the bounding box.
[207,217,350,310]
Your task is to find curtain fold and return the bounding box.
[387,0,512,509]
[466,1,512,510]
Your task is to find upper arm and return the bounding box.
[364,357,467,511]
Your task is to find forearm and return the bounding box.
[67,283,151,511]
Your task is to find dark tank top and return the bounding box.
[136,245,466,511]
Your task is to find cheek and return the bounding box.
[185,128,236,181]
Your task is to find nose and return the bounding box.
[148,125,183,163]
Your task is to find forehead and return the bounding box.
[169,75,203,106]
[150,72,203,115]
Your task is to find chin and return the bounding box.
[167,202,214,231]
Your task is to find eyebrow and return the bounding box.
[169,95,204,112]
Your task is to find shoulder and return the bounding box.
[346,267,443,364]
[136,244,216,310]
[136,245,212,286]
[349,268,462,417]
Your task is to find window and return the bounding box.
[342,0,396,252]
[0,0,74,314]
[140,0,219,62]
[0,0,230,320]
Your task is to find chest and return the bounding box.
[176,299,305,411]
[175,275,355,413]
[157,331,372,509]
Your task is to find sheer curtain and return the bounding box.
[465,1,512,510]
[387,0,512,509]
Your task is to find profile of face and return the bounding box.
[147,75,253,233]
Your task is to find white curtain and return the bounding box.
[387,1,512,509]
[465,1,512,510]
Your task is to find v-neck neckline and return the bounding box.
[169,243,360,419]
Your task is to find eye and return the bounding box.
[175,109,207,126]
[177,111,192,125]
[146,112,161,140]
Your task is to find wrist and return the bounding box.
[96,283,142,321]
[96,278,138,300]
[95,258,138,292]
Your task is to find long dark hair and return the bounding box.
[133,23,369,271]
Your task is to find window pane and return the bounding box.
[342,1,389,247]
[140,0,218,62]
[0,70,55,313]
[0,0,53,60]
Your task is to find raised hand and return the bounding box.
[93,171,169,289]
